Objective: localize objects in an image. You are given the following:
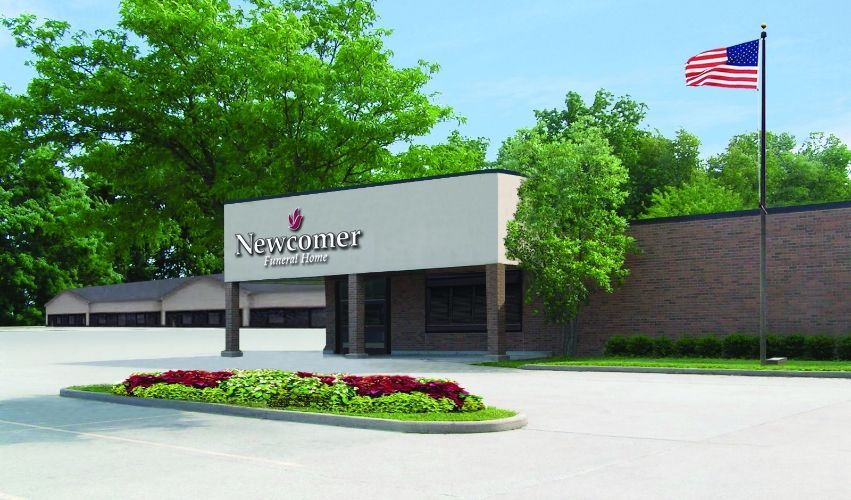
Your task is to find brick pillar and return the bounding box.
[323,278,337,354]
[221,281,243,357]
[486,263,509,361]
[345,274,368,358]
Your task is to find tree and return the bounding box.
[370,131,488,182]
[526,89,701,217]
[640,171,746,219]
[502,123,634,354]
[2,0,455,278]
[707,131,850,207]
[0,89,118,324]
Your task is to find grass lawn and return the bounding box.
[66,384,516,422]
[476,357,851,371]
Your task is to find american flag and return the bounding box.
[685,39,759,89]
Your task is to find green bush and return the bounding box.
[722,334,758,358]
[783,335,807,358]
[129,383,228,403]
[804,336,835,360]
[695,336,723,357]
[603,336,630,356]
[626,335,655,357]
[766,335,785,357]
[653,337,674,357]
[674,336,699,357]
[837,337,851,361]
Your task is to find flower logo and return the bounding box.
[288,208,304,231]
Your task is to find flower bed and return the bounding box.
[110,369,489,415]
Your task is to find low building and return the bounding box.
[221,169,851,359]
[44,274,325,328]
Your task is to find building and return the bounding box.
[44,274,325,329]
[222,169,851,359]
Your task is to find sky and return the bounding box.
[2,0,850,160]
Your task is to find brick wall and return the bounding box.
[575,203,851,355]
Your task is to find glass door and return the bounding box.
[336,276,390,355]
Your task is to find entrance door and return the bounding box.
[336,276,390,355]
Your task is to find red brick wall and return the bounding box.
[575,204,851,355]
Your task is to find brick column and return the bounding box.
[221,281,243,357]
[486,263,509,361]
[323,278,337,354]
[345,274,368,358]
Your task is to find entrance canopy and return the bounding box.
[224,170,522,282]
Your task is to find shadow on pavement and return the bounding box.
[59,351,504,374]
[0,394,205,445]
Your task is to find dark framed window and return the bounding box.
[249,308,324,328]
[165,310,226,327]
[426,271,522,332]
[89,312,159,327]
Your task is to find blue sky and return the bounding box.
[2,0,850,160]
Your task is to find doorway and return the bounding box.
[335,276,390,355]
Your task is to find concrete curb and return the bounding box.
[520,364,851,379]
[59,389,527,434]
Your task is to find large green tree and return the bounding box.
[0,89,118,324]
[502,122,633,354]
[707,131,850,208]
[526,89,701,217]
[640,171,746,219]
[2,0,457,278]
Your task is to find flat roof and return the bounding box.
[223,168,524,205]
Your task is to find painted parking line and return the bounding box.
[0,418,303,469]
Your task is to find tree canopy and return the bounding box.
[2,0,466,279]
[520,89,702,217]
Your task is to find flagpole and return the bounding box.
[759,24,768,365]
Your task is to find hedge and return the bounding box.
[603,334,848,360]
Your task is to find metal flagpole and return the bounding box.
[759,24,768,364]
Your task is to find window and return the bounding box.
[426,271,522,332]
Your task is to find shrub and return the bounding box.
[129,383,227,403]
[783,335,807,358]
[604,336,630,356]
[766,335,785,357]
[804,336,835,360]
[837,337,851,361]
[653,337,674,357]
[342,392,457,414]
[625,335,655,357]
[674,336,699,357]
[722,334,758,359]
[695,336,723,357]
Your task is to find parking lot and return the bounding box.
[1,327,850,499]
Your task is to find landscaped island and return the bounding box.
[70,369,515,422]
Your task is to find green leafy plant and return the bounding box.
[804,336,835,360]
[694,337,723,358]
[653,337,675,357]
[837,337,851,361]
[722,334,758,359]
[603,336,630,356]
[625,336,655,357]
[674,336,699,357]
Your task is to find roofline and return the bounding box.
[224,169,525,205]
[632,199,851,225]
[43,289,90,309]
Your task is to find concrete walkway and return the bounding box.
[2,327,850,499]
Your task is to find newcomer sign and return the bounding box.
[223,171,522,282]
